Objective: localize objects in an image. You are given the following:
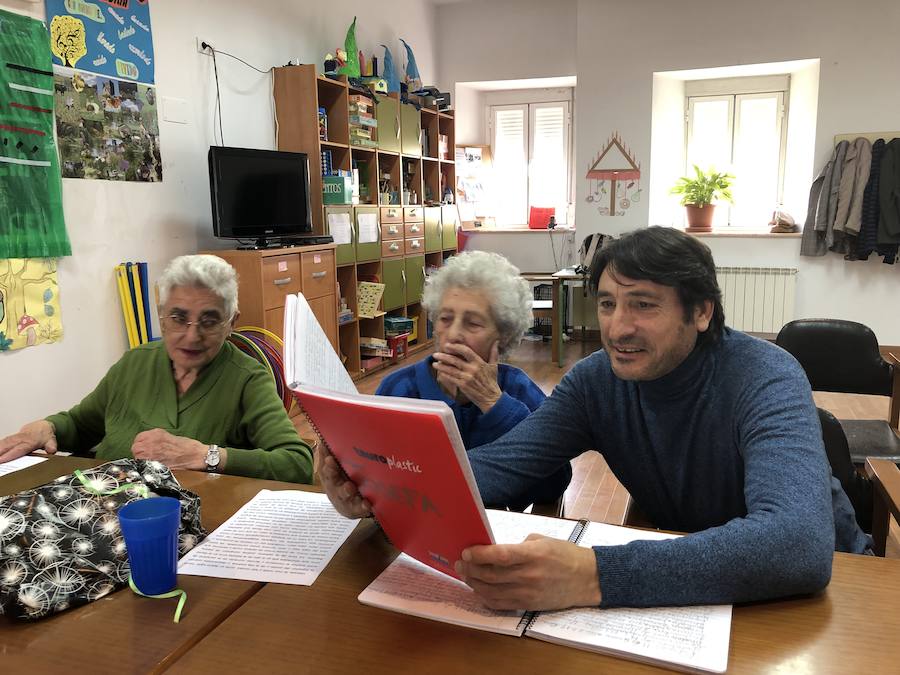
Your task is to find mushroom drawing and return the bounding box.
[17,315,38,346]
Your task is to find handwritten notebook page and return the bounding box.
[357,509,576,635]
[284,293,356,394]
[178,489,357,585]
[524,522,732,674]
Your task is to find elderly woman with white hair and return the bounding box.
[0,254,313,483]
[373,250,571,507]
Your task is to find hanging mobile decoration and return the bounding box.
[585,132,641,216]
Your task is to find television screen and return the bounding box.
[208,146,313,243]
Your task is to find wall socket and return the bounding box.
[196,37,211,55]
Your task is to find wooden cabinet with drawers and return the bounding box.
[205,244,338,352]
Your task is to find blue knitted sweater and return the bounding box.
[377,356,571,506]
[468,329,869,608]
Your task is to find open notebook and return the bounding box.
[359,510,732,674]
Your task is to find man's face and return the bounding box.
[597,267,712,381]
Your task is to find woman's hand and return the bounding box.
[432,342,503,413]
[317,444,372,519]
[131,428,218,470]
[0,420,57,463]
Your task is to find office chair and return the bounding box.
[818,407,873,533]
[776,319,900,466]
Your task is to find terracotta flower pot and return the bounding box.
[685,204,715,233]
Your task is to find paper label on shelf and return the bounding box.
[358,213,379,244]
[278,261,288,272]
[314,255,321,264]
[327,212,352,245]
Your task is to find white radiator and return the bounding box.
[715,267,797,334]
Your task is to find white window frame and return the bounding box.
[488,99,572,228]
[684,76,789,230]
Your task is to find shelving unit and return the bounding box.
[273,64,458,380]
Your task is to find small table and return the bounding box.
[552,267,583,367]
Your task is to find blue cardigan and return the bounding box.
[377,356,571,506]
[468,329,869,608]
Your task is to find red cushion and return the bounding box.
[528,206,555,229]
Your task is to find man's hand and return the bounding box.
[432,342,502,413]
[317,444,372,519]
[131,428,212,470]
[0,420,57,463]
[455,534,602,611]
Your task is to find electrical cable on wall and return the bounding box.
[202,42,277,147]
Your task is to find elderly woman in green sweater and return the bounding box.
[0,254,313,483]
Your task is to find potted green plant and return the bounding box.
[670,166,734,233]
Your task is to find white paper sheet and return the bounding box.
[0,455,47,477]
[178,489,357,585]
[327,212,352,246]
[524,521,732,674]
[283,293,356,394]
[357,212,379,244]
[357,509,577,635]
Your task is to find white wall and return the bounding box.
[1,0,438,434]
[435,0,576,89]
[574,0,900,342]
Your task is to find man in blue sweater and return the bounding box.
[322,227,869,611]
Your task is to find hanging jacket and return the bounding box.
[878,138,900,246]
[855,139,885,260]
[801,162,829,256]
[833,137,872,237]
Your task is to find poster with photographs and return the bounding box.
[44,0,156,84]
[53,68,161,182]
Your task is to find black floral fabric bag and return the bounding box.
[0,459,206,620]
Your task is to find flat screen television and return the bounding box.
[208,146,314,247]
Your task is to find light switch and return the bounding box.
[162,96,188,124]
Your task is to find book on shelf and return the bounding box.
[289,384,494,579]
[349,114,378,128]
[359,509,732,674]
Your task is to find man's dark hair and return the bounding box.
[588,226,725,344]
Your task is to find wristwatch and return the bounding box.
[205,444,221,472]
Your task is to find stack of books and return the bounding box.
[360,336,392,358]
[384,316,414,338]
[349,95,378,149]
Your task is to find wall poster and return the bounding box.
[53,67,161,181]
[0,8,72,258]
[45,0,156,84]
[0,258,63,352]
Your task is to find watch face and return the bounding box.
[206,446,220,469]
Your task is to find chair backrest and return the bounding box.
[776,319,893,396]
[817,407,873,533]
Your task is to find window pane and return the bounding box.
[687,97,733,227]
[530,104,568,223]
[687,98,732,173]
[731,94,781,227]
[492,107,528,226]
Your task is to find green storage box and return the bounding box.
[323,176,353,205]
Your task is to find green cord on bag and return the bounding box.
[128,575,188,623]
[73,469,150,498]
[75,469,186,622]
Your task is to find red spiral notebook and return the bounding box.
[292,384,494,578]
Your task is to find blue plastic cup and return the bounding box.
[118,497,181,596]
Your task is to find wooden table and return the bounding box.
[523,270,583,368]
[6,457,900,674]
[170,520,900,674]
[0,457,305,674]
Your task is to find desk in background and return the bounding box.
[524,268,583,367]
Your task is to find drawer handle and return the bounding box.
[410,224,420,233]
[411,241,421,249]
[273,277,292,286]
[389,225,399,234]
[389,242,400,252]
[311,271,327,279]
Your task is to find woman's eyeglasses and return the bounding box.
[160,314,231,336]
